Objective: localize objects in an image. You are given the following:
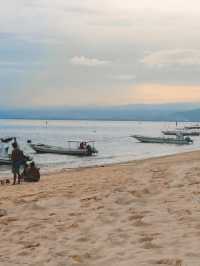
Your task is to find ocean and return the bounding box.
[0,119,200,177]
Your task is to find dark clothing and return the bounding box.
[12,161,23,175]
[11,148,24,162]
[86,145,92,155]
[23,166,40,182]
[11,147,25,184]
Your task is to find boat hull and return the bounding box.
[132,135,193,145]
[184,125,200,130]
[0,158,12,165]
[29,144,97,156]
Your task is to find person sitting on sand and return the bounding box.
[11,142,25,185]
[23,162,40,182]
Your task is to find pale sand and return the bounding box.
[1,151,200,266]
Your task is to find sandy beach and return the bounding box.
[1,151,200,266]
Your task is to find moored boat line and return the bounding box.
[1,121,200,167]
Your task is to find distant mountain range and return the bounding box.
[0,103,200,121]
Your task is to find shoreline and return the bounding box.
[1,149,200,265]
[0,147,192,178]
[43,148,200,177]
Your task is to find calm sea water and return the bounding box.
[0,119,200,177]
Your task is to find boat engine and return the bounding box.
[185,137,193,143]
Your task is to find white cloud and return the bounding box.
[142,49,200,67]
[70,56,110,66]
[3,0,200,107]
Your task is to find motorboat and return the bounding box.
[27,140,98,156]
[184,124,200,130]
[162,130,200,136]
[132,134,193,145]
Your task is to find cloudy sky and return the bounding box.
[1,0,200,107]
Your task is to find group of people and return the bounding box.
[11,141,40,185]
[79,142,93,155]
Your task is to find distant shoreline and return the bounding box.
[0,117,198,122]
[0,102,200,121]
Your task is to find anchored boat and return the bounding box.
[0,137,14,165]
[27,140,98,156]
[132,134,193,145]
[0,137,33,165]
[162,130,200,136]
[184,124,200,130]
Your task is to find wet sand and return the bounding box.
[1,151,200,266]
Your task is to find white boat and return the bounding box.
[132,134,193,145]
[28,140,98,156]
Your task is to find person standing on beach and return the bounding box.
[11,142,25,185]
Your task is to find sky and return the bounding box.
[1,0,200,107]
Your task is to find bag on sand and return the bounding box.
[22,163,40,182]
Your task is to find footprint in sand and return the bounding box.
[154,258,183,265]
[151,169,166,180]
[0,216,18,225]
[98,213,118,224]
[128,214,144,221]
[115,192,133,205]
[77,236,88,242]
[129,188,152,200]
[139,234,161,249]
[128,212,149,227]
[184,170,200,185]
[20,241,40,249]
[106,231,129,246]
[70,252,91,264]
[0,209,7,217]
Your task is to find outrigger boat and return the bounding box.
[0,137,33,165]
[162,130,200,136]
[27,140,98,156]
[184,124,200,130]
[132,134,193,145]
[0,137,14,165]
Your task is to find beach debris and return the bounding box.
[0,209,7,217]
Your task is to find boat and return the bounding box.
[0,137,33,166]
[184,124,200,130]
[132,134,193,145]
[27,140,98,156]
[162,130,200,136]
[0,158,12,165]
[0,137,14,165]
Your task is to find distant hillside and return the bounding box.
[173,109,200,122]
[0,103,200,121]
